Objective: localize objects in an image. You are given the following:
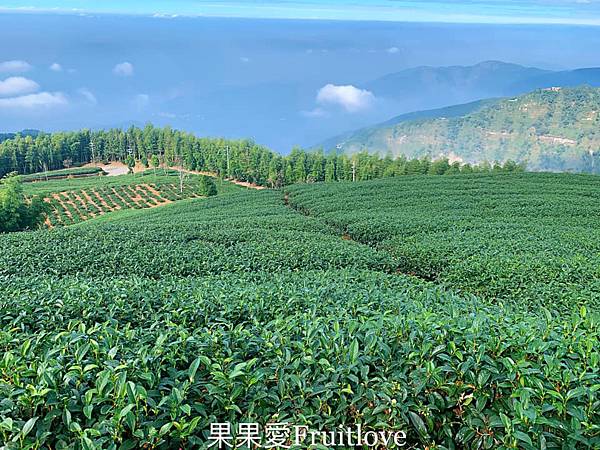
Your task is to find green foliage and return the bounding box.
[21,171,241,199]
[2,270,597,449]
[19,166,104,182]
[428,158,451,175]
[0,174,598,448]
[0,124,524,188]
[25,172,237,227]
[125,154,136,173]
[150,154,160,172]
[328,86,600,173]
[199,175,217,197]
[0,129,40,143]
[0,192,391,277]
[286,172,600,309]
[0,174,46,233]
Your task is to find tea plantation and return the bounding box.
[0,174,598,449]
[287,172,600,310]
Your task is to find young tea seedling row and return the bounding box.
[41,182,207,226]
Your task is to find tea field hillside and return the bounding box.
[286,172,600,309]
[0,173,598,449]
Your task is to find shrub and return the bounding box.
[0,174,47,232]
[199,175,218,197]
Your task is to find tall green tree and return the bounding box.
[150,154,160,175]
[125,154,136,174]
[0,174,46,233]
[0,125,530,187]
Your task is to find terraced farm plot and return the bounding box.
[43,182,204,226]
[22,172,239,227]
[0,175,598,449]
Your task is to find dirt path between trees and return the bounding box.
[85,161,267,190]
[170,166,267,190]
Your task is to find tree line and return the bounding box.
[0,125,525,187]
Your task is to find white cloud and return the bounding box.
[153,13,180,18]
[77,88,97,105]
[49,63,63,72]
[133,93,150,110]
[0,60,32,73]
[113,62,134,77]
[240,56,250,63]
[301,107,330,119]
[0,77,40,97]
[387,46,400,54]
[0,92,68,110]
[316,84,375,113]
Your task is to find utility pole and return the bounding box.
[226,145,230,178]
[127,145,134,176]
[90,141,96,166]
[179,164,184,194]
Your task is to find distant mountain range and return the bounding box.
[317,85,600,173]
[360,61,600,114]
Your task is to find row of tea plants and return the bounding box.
[0,175,598,448]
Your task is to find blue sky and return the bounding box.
[1,5,599,151]
[3,0,600,25]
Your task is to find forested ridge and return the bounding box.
[0,125,523,187]
[323,85,600,173]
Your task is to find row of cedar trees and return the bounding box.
[0,125,525,187]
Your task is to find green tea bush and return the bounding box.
[1,270,597,449]
[19,167,104,182]
[0,175,598,449]
[286,173,600,311]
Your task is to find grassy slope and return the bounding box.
[0,174,598,448]
[20,167,104,182]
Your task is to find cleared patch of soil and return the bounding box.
[84,162,133,177]
[51,193,74,221]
